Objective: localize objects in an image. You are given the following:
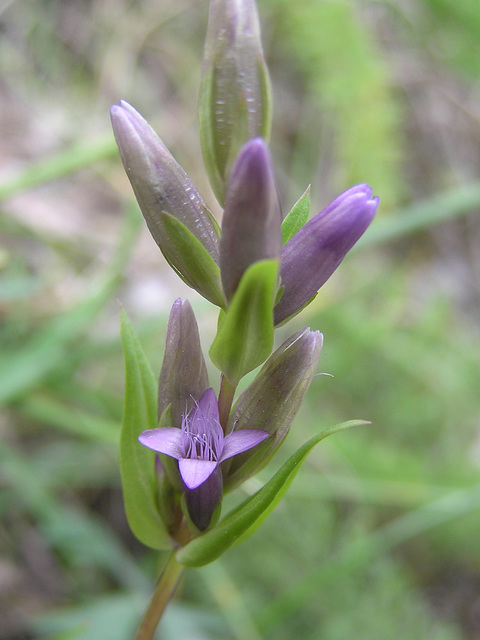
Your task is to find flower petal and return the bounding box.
[179,458,218,490]
[194,387,220,422]
[138,428,183,459]
[188,388,224,443]
[220,429,269,461]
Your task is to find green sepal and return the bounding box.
[119,308,171,550]
[258,56,273,143]
[160,212,226,308]
[209,259,278,386]
[198,64,225,205]
[155,408,183,535]
[176,420,366,567]
[281,185,311,245]
[198,48,273,208]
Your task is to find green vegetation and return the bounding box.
[1,0,479,638]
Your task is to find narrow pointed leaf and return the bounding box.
[209,259,278,385]
[176,420,366,566]
[120,309,171,550]
[281,185,311,244]
[160,212,225,308]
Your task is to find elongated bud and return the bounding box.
[274,184,379,325]
[158,299,209,426]
[224,328,323,491]
[156,298,209,492]
[220,138,282,302]
[198,0,272,205]
[110,101,224,306]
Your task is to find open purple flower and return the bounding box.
[139,388,269,530]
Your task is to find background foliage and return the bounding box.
[1,0,480,638]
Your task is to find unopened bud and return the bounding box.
[275,184,379,324]
[198,0,272,204]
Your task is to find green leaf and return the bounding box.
[281,185,311,244]
[209,260,278,385]
[119,309,171,550]
[160,212,226,308]
[176,420,366,567]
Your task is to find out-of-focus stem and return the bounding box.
[135,552,184,640]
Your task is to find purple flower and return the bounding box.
[139,388,268,529]
[274,184,379,324]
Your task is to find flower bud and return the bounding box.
[224,327,323,491]
[157,299,209,426]
[155,299,209,493]
[220,138,282,301]
[198,0,272,204]
[274,184,379,325]
[110,101,224,306]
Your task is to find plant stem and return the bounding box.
[135,552,184,640]
[218,373,236,430]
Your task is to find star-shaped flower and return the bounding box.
[139,388,269,491]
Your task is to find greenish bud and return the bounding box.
[198,0,272,205]
[157,298,209,426]
[110,102,224,305]
[156,299,209,492]
[223,328,323,491]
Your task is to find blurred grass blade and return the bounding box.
[356,182,480,249]
[256,482,480,634]
[0,440,148,591]
[0,202,140,407]
[0,136,117,202]
[17,392,120,444]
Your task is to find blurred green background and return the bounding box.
[1,0,480,638]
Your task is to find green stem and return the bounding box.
[135,552,185,640]
[218,374,236,430]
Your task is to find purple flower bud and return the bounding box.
[199,0,272,204]
[110,102,223,304]
[224,327,323,491]
[157,299,209,427]
[274,184,379,325]
[139,388,268,530]
[220,138,282,301]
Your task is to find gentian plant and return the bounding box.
[110,0,379,637]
